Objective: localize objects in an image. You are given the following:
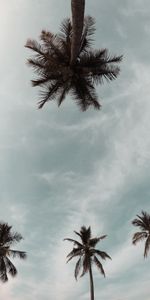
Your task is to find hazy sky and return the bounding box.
[0,0,150,299]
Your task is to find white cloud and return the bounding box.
[104,237,143,277]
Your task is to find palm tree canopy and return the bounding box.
[25,16,122,111]
[0,222,27,282]
[132,211,150,258]
[64,226,111,279]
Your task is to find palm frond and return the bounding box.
[38,80,62,109]
[57,83,70,106]
[25,39,45,55]
[132,211,150,231]
[132,232,147,245]
[0,223,11,246]
[4,257,17,277]
[144,235,150,258]
[80,49,120,67]
[138,211,150,229]
[104,54,123,64]
[31,77,51,87]
[74,231,82,239]
[58,18,72,57]
[74,257,82,280]
[93,256,105,277]
[84,16,96,37]
[40,30,55,45]
[59,18,72,37]
[98,235,107,240]
[0,258,8,282]
[132,218,145,229]
[40,30,65,60]
[66,249,83,263]
[26,58,46,74]
[79,49,107,67]
[67,247,83,258]
[89,65,120,85]
[79,16,96,54]
[89,235,107,247]
[80,254,90,277]
[9,232,23,244]
[78,51,121,84]
[0,223,22,246]
[80,226,91,244]
[8,250,27,260]
[71,76,101,111]
[31,71,62,87]
[25,38,64,68]
[64,238,83,248]
[93,249,111,260]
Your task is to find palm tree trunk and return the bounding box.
[70,0,85,66]
[89,261,94,300]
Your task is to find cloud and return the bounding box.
[104,237,143,278]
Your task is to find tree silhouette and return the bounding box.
[25,14,122,111]
[132,211,150,258]
[64,226,111,300]
[0,222,27,282]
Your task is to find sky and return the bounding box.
[0,0,150,299]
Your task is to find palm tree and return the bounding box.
[64,226,111,300]
[0,222,27,282]
[132,211,150,258]
[25,14,122,111]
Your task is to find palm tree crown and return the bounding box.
[0,222,27,282]
[132,211,150,258]
[64,226,111,300]
[25,16,122,111]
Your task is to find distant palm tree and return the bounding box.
[64,226,111,300]
[25,14,122,111]
[132,211,150,258]
[0,222,27,282]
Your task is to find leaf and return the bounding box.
[93,256,105,277]
[38,81,62,109]
[0,258,8,282]
[80,226,91,244]
[4,257,17,277]
[64,238,83,248]
[144,235,150,258]
[132,211,150,231]
[80,254,90,277]
[8,250,27,260]
[89,235,107,247]
[94,249,111,260]
[132,232,147,245]
[74,257,82,280]
[66,249,83,263]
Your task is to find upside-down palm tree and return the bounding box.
[64,226,111,300]
[0,222,27,282]
[25,12,122,111]
[132,211,150,258]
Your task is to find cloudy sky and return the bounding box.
[0,0,150,299]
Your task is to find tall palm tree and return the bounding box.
[64,226,111,300]
[0,222,27,282]
[25,14,122,111]
[132,211,150,258]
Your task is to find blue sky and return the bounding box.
[0,0,150,299]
